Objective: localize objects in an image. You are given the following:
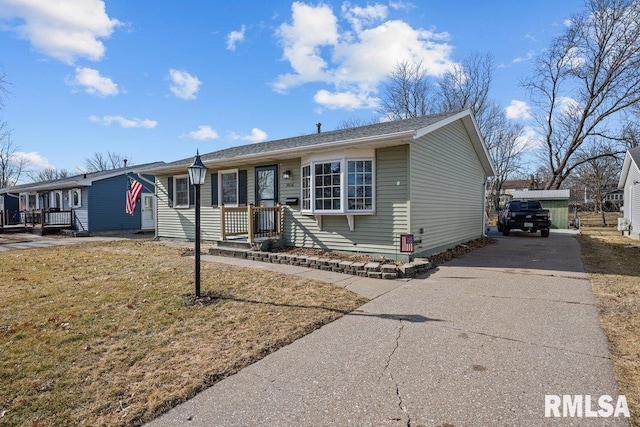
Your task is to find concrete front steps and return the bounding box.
[207,241,433,279]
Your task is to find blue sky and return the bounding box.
[0,0,585,178]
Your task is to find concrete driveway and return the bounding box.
[148,229,627,426]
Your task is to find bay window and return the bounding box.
[301,153,375,214]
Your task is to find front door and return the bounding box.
[255,165,278,232]
[141,194,155,229]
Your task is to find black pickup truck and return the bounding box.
[497,200,551,237]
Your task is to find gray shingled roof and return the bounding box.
[161,110,464,169]
[629,146,640,166]
[0,161,165,193]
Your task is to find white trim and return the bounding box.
[51,190,63,209]
[69,188,82,209]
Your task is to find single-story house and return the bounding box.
[511,189,570,229]
[618,147,640,239]
[148,109,495,261]
[0,162,163,234]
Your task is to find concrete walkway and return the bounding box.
[147,228,628,426]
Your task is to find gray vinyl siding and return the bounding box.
[409,120,486,256]
[156,167,256,242]
[283,146,409,257]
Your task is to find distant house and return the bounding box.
[618,147,640,239]
[147,109,496,261]
[0,162,163,234]
[498,177,542,207]
[511,189,571,229]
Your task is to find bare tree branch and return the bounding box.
[84,151,130,172]
[524,0,640,189]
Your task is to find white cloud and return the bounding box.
[89,115,157,128]
[226,25,246,51]
[272,2,457,111]
[229,128,268,143]
[243,128,267,143]
[512,51,534,64]
[0,0,120,64]
[556,96,581,117]
[14,151,52,170]
[314,89,379,110]
[505,100,532,120]
[67,67,118,96]
[168,69,202,100]
[188,125,219,141]
[516,126,542,151]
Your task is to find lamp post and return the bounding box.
[188,150,207,298]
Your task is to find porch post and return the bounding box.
[220,204,226,241]
[247,204,254,244]
[276,203,282,237]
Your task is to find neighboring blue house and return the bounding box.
[0,162,163,234]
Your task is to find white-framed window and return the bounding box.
[347,160,374,211]
[51,191,63,209]
[302,165,311,210]
[173,175,190,208]
[219,169,238,206]
[300,151,375,214]
[69,188,82,208]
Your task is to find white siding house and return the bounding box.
[149,109,495,261]
[618,147,640,239]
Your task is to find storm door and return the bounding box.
[255,165,278,232]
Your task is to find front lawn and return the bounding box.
[0,240,367,426]
[578,228,640,426]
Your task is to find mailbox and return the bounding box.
[284,197,299,206]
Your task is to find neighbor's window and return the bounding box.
[301,157,375,214]
[69,188,81,208]
[174,176,190,207]
[51,191,63,209]
[220,170,238,205]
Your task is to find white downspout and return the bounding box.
[482,178,488,237]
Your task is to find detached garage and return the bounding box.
[511,190,570,229]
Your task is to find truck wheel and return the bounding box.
[541,229,550,237]
[503,227,510,236]
[497,221,503,232]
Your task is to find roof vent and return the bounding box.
[316,122,321,134]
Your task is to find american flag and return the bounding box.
[126,178,143,215]
[400,234,414,253]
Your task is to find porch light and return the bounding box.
[282,170,291,180]
[188,150,208,298]
[188,150,207,186]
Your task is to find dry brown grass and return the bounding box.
[0,240,367,426]
[576,211,623,227]
[578,228,640,426]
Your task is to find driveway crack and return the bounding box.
[380,319,411,426]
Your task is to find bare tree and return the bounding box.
[27,167,70,182]
[0,67,9,110]
[524,0,640,189]
[434,54,525,211]
[335,116,380,130]
[378,60,435,120]
[0,121,27,188]
[570,141,622,224]
[436,52,493,119]
[84,151,129,172]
